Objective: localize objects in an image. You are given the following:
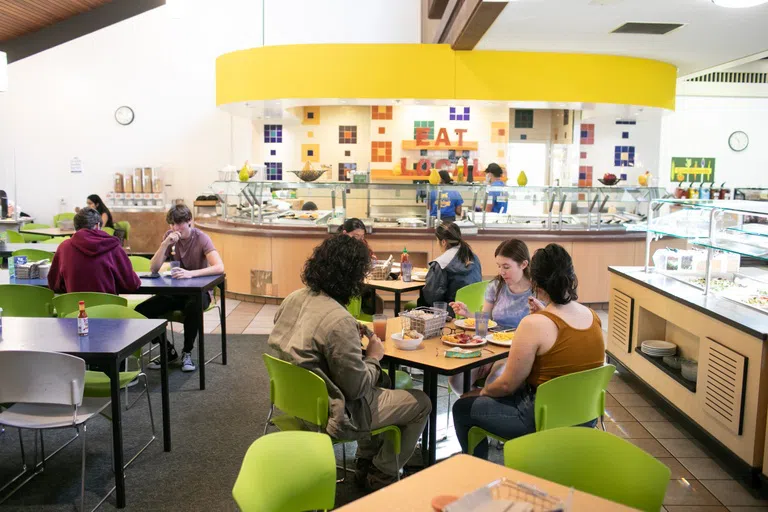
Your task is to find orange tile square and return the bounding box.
[378,127,385,134]
[371,106,393,120]
[491,121,509,143]
[371,141,392,162]
[344,131,352,139]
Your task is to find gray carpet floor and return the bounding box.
[0,333,409,511]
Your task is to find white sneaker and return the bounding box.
[181,352,196,372]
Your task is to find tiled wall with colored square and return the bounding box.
[265,162,283,181]
[580,151,587,159]
[580,124,594,145]
[307,131,314,138]
[578,165,593,187]
[338,163,357,181]
[450,106,470,121]
[615,120,636,125]
[301,144,320,163]
[491,121,508,143]
[270,149,276,156]
[413,121,434,140]
[371,141,392,162]
[371,105,393,120]
[622,132,629,139]
[264,124,282,143]
[302,107,320,125]
[614,146,635,167]
[378,127,386,134]
[338,125,357,144]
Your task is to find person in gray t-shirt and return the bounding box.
[136,205,225,373]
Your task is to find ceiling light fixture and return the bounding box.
[711,0,768,7]
[0,51,7,92]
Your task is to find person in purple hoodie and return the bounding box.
[47,208,141,295]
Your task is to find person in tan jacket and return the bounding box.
[269,235,431,490]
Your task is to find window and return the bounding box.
[514,110,534,129]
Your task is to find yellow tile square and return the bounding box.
[377,148,386,157]
[307,131,314,138]
[378,106,387,114]
[301,144,320,163]
[497,149,505,158]
[621,152,628,160]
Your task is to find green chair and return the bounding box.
[11,248,54,262]
[114,221,130,247]
[52,213,75,227]
[504,427,670,512]
[468,365,616,456]
[0,284,54,317]
[102,227,115,236]
[454,280,490,318]
[20,223,52,243]
[262,354,402,482]
[41,236,69,245]
[53,292,127,317]
[5,230,24,243]
[233,431,335,512]
[128,256,152,272]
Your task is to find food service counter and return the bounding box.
[606,266,768,473]
[197,219,684,302]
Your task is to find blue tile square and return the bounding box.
[450,107,456,114]
[464,107,470,113]
[420,149,428,157]
[307,112,314,119]
[307,150,314,157]
[520,134,527,140]
[579,172,586,179]
[614,159,622,166]
[622,132,629,139]
[270,149,276,156]
[629,147,635,154]
[620,173,628,179]
[450,114,456,121]
[581,131,588,138]
[462,150,470,158]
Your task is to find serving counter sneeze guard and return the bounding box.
[607,199,768,476]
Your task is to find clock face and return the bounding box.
[115,106,134,126]
[728,131,748,152]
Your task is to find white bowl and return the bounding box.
[391,332,424,350]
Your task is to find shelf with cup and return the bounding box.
[634,347,696,392]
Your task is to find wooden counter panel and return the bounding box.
[608,272,768,467]
[114,211,167,254]
[206,231,273,296]
[270,237,322,298]
[573,241,638,304]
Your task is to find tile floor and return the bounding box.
[201,301,768,510]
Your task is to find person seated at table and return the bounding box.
[75,194,114,229]
[339,218,382,315]
[447,239,535,395]
[427,170,463,223]
[48,207,140,295]
[269,235,431,491]
[137,204,224,373]
[417,222,482,318]
[452,244,605,460]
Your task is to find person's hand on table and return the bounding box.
[366,334,385,361]
[528,296,546,314]
[171,268,193,279]
[449,301,468,317]
[461,388,482,399]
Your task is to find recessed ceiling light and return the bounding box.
[712,0,768,6]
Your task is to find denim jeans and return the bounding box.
[452,383,537,459]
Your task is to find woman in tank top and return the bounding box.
[451,243,606,459]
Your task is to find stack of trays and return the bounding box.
[15,260,48,280]
[641,340,677,357]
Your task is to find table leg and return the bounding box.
[160,331,171,452]
[463,370,471,394]
[421,370,430,465]
[108,359,127,508]
[388,360,396,390]
[197,292,206,390]
[219,282,227,365]
[393,291,401,316]
[428,370,438,465]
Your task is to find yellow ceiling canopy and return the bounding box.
[216,44,676,110]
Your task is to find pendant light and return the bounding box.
[711,0,768,7]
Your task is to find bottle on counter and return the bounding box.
[401,247,413,282]
[77,301,89,337]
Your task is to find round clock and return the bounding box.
[728,130,748,152]
[115,106,134,126]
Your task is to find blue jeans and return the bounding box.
[452,383,537,459]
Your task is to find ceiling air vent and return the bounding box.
[686,71,768,84]
[612,22,684,35]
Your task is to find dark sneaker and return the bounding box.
[365,466,398,492]
[147,346,179,370]
[354,458,372,488]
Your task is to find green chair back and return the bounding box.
[102,227,115,236]
[262,354,329,429]
[11,248,55,262]
[346,296,373,322]
[233,431,336,512]
[42,236,69,245]
[5,230,24,243]
[53,292,128,318]
[128,256,152,272]
[455,280,490,316]
[64,304,146,319]
[535,364,616,431]
[0,284,54,317]
[21,223,52,243]
[504,428,670,512]
[114,221,130,241]
[53,213,75,226]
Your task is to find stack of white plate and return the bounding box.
[641,340,677,357]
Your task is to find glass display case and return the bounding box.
[208,180,666,233]
[644,199,768,313]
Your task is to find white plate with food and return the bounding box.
[486,331,515,347]
[391,330,424,350]
[441,333,487,347]
[455,318,498,331]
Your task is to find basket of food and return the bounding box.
[399,307,448,338]
[290,169,327,182]
[369,256,393,280]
